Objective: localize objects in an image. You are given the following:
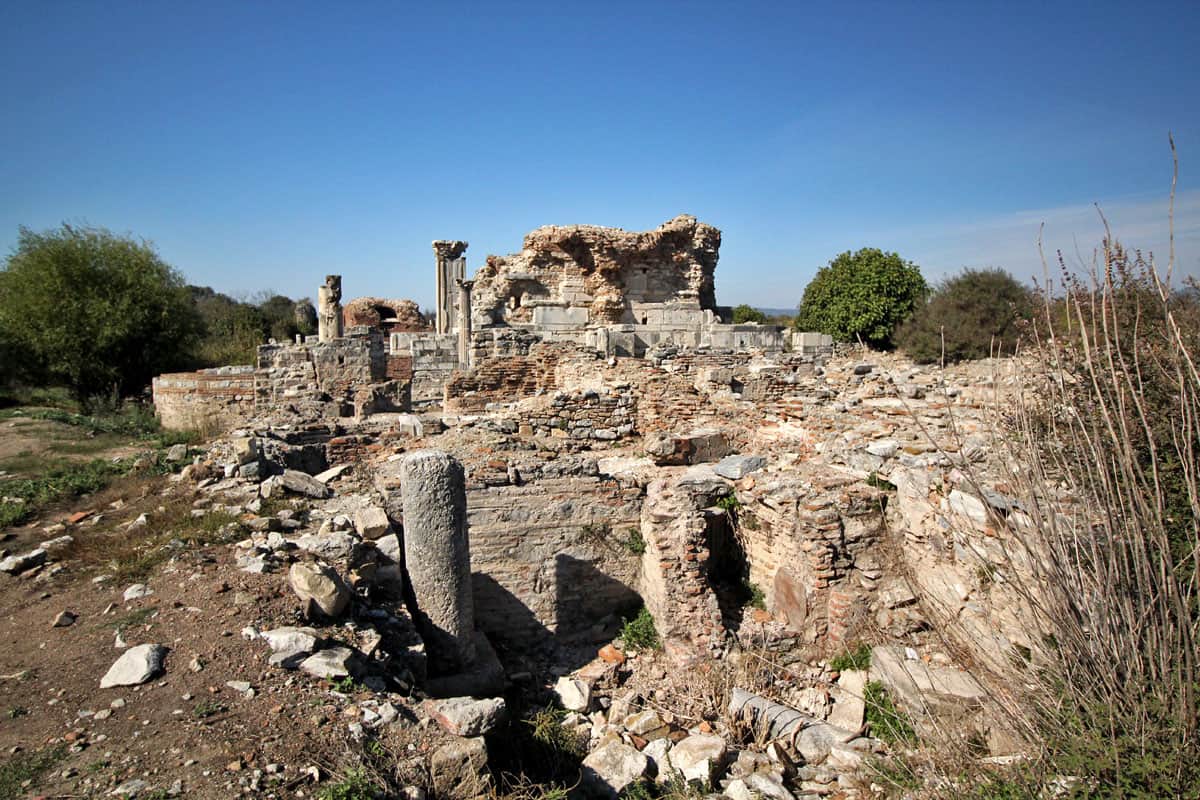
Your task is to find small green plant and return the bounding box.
[330,675,365,694]
[317,768,378,800]
[865,755,922,793]
[828,642,872,672]
[864,680,916,745]
[509,706,589,781]
[738,579,765,610]
[193,700,226,719]
[364,739,387,759]
[624,528,646,555]
[716,493,741,513]
[620,606,660,650]
[6,707,27,719]
[620,779,657,800]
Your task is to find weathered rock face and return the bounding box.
[471,215,720,327]
[342,297,428,332]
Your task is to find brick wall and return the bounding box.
[151,367,256,432]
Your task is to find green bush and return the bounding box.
[895,268,1033,363]
[0,224,202,407]
[731,304,767,324]
[796,248,927,348]
[620,607,660,650]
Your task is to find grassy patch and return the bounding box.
[620,607,660,650]
[864,680,916,745]
[329,676,367,694]
[0,745,66,800]
[67,503,243,583]
[0,456,129,528]
[828,642,872,672]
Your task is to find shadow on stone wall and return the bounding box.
[471,553,641,672]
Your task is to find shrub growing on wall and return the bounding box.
[895,267,1033,363]
[795,248,927,348]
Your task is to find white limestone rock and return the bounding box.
[581,741,650,798]
[553,676,592,712]
[100,643,168,688]
[667,734,727,784]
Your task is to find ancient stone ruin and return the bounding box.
[144,216,1036,797]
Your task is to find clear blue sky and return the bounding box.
[2,1,1198,309]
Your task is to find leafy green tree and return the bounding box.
[257,293,302,342]
[731,304,767,324]
[795,248,927,347]
[896,268,1033,363]
[0,224,202,406]
[189,286,265,366]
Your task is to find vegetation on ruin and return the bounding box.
[0,224,203,408]
[316,768,380,800]
[895,267,1034,363]
[0,457,132,528]
[795,247,927,348]
[934,227,1200,796]
[827,642,872,672]
[623,527,647,555]
[863,681,916,745]
[619,606,660,650]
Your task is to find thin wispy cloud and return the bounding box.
[896,190,1200,287]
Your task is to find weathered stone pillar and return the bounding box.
[456,279,474,367]
[432,241,468,335]
[317,275,343,342]
[401,449,476,672]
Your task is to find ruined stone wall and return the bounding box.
[254,333,387,415]
[639,473,728,659]
[151,367,256,432]
[397,333,458,407]
[516,388,637,443]
[470,215,720,326]
[443,342,575,413]
[736,470,888,651]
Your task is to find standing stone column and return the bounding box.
[456,279,474,367]
[432,241,468,335]
[317,275,343,342]
[401,449,476,672]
